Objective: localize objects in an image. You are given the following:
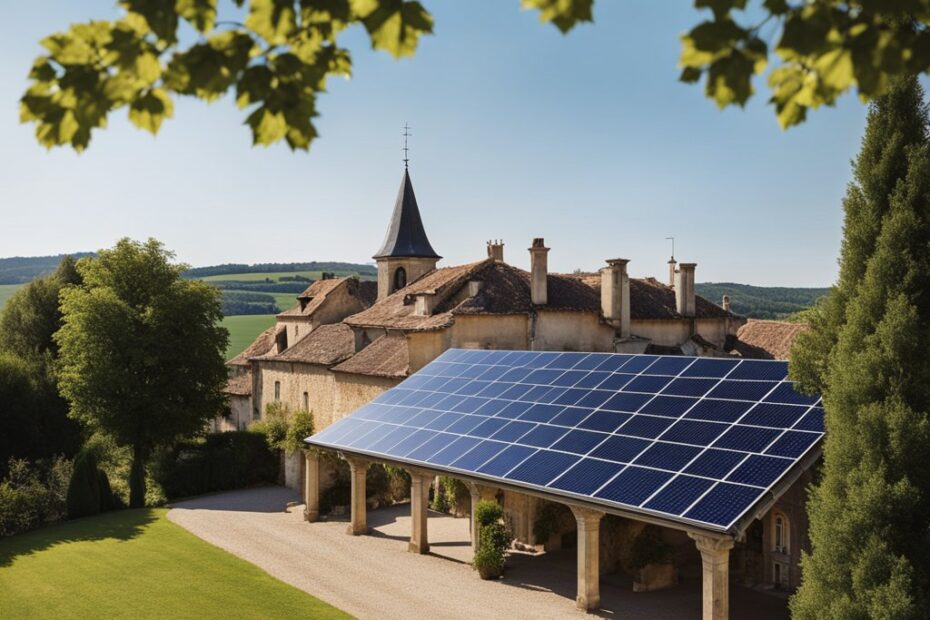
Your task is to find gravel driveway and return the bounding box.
[168,487,787,620]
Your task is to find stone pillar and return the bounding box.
[690,533,735,620]
[303,451,320,523]
[409,471,432,554]
[466,482,497,553]
[345,456,369,536]
[571,506,605,611]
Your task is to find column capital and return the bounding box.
[341,453,370,471]
[406,467,435,481]
[689,533,736,556]
[570,505,605,526]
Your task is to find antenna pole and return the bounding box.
[665,236,675,259]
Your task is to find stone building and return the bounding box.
[222,166,813,601]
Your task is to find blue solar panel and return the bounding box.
[307,350,824,533]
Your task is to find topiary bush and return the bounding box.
[66,450,101,519]
[473,500,512,580]
[152,431,278,499]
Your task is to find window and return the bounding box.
[773,512,789,554]
[302,391,309,412]
[393,267,407,291]
[274,381,281,401]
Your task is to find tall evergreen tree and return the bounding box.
[791,80,930,619]
[791,78,929,393]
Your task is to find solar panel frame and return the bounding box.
[307,349,824,535]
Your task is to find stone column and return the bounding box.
[570,506,605,611]
[466,482,497,553]
[344,456,369,536]
[409,471,432,554]
[303,450,320,523]
[690,533,736,620]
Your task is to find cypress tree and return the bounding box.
[791,81,930,619]
[66,450,101,519]
[791,78,929,392]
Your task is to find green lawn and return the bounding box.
[203,271,335,282]
[0,508,350,619]
[222,314,277,360]
[0,283,23,313]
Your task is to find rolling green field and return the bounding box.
[0,508,350,619]
[0,283,23,313]
[221,314,276,360]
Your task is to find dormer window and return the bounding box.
[393,267,407,291]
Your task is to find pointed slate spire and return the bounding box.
[373,169,441,259]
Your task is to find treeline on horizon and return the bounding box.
[0,253,95,284]
[183,261,377,278]
[695,282,830,320]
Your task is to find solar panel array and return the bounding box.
[307,349,823,532]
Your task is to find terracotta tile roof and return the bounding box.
[728,319,808,360]
[227,326,277,367]
[278,277,350,318]
[269,323,356,366]
[573,274,733,320]
[344,260,493,331]
[225,372,252,396]
[332,332,410,378]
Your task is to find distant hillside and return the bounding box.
[696,282,830,320]
[0,253,94,284]
[184,261,376,279]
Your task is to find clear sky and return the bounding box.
[1,1,873,286]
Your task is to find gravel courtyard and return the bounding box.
[168,487,788,620]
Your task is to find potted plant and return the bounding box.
[472,500,512,580]
[629,525,678,592]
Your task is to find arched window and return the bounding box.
[393,267,407,291]
[773,512,789,553]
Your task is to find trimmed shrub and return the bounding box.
[152,432,278,499]
[282,410,315,454]
[473,500,512,579]
[0,456,72,537]
[66,450,101,519]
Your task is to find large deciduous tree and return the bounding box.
[55,239,229,508]
[790,78,930,618]
[0,257,84,474]
[20,1,930,153]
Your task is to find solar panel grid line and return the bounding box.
[623,356,749,511]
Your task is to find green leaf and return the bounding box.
[119,0,180,44]
[128,88,173,134]
[246,0,297,45]
[246,106,288,145]
[706,49,755,108]
[355,0,433,58]
[679,66,703,83]
[177,0,218,33]
[520,0,593,34]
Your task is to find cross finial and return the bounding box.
[665,236,675,260]
[402,122,411,169]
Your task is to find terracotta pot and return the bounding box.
[477,565,502,580]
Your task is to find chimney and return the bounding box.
[675,262,697,317]
[668,256,677,287]
[487,240,504,262]
[601,259,630,339]
[529,238,549,305]
[722,294,731,312]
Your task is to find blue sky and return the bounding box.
[0,2,872,286]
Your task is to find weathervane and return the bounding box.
[403,122,411,169]
[665,236,675,260]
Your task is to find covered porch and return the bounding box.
[302,450,779,619]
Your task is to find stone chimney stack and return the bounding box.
[675,263,697,317]
[529,238,549,306]
[668,256,677,287]
[487,240,505,262]
[601,259,631,339]
[722,294,731,312]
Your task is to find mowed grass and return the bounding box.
[222,314,276,360]
[0,508,351,620]
[0,283,23,313]
[203,271,338,282]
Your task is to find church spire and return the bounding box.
[373,140,440,260]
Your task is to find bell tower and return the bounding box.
[373,167,441,300]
